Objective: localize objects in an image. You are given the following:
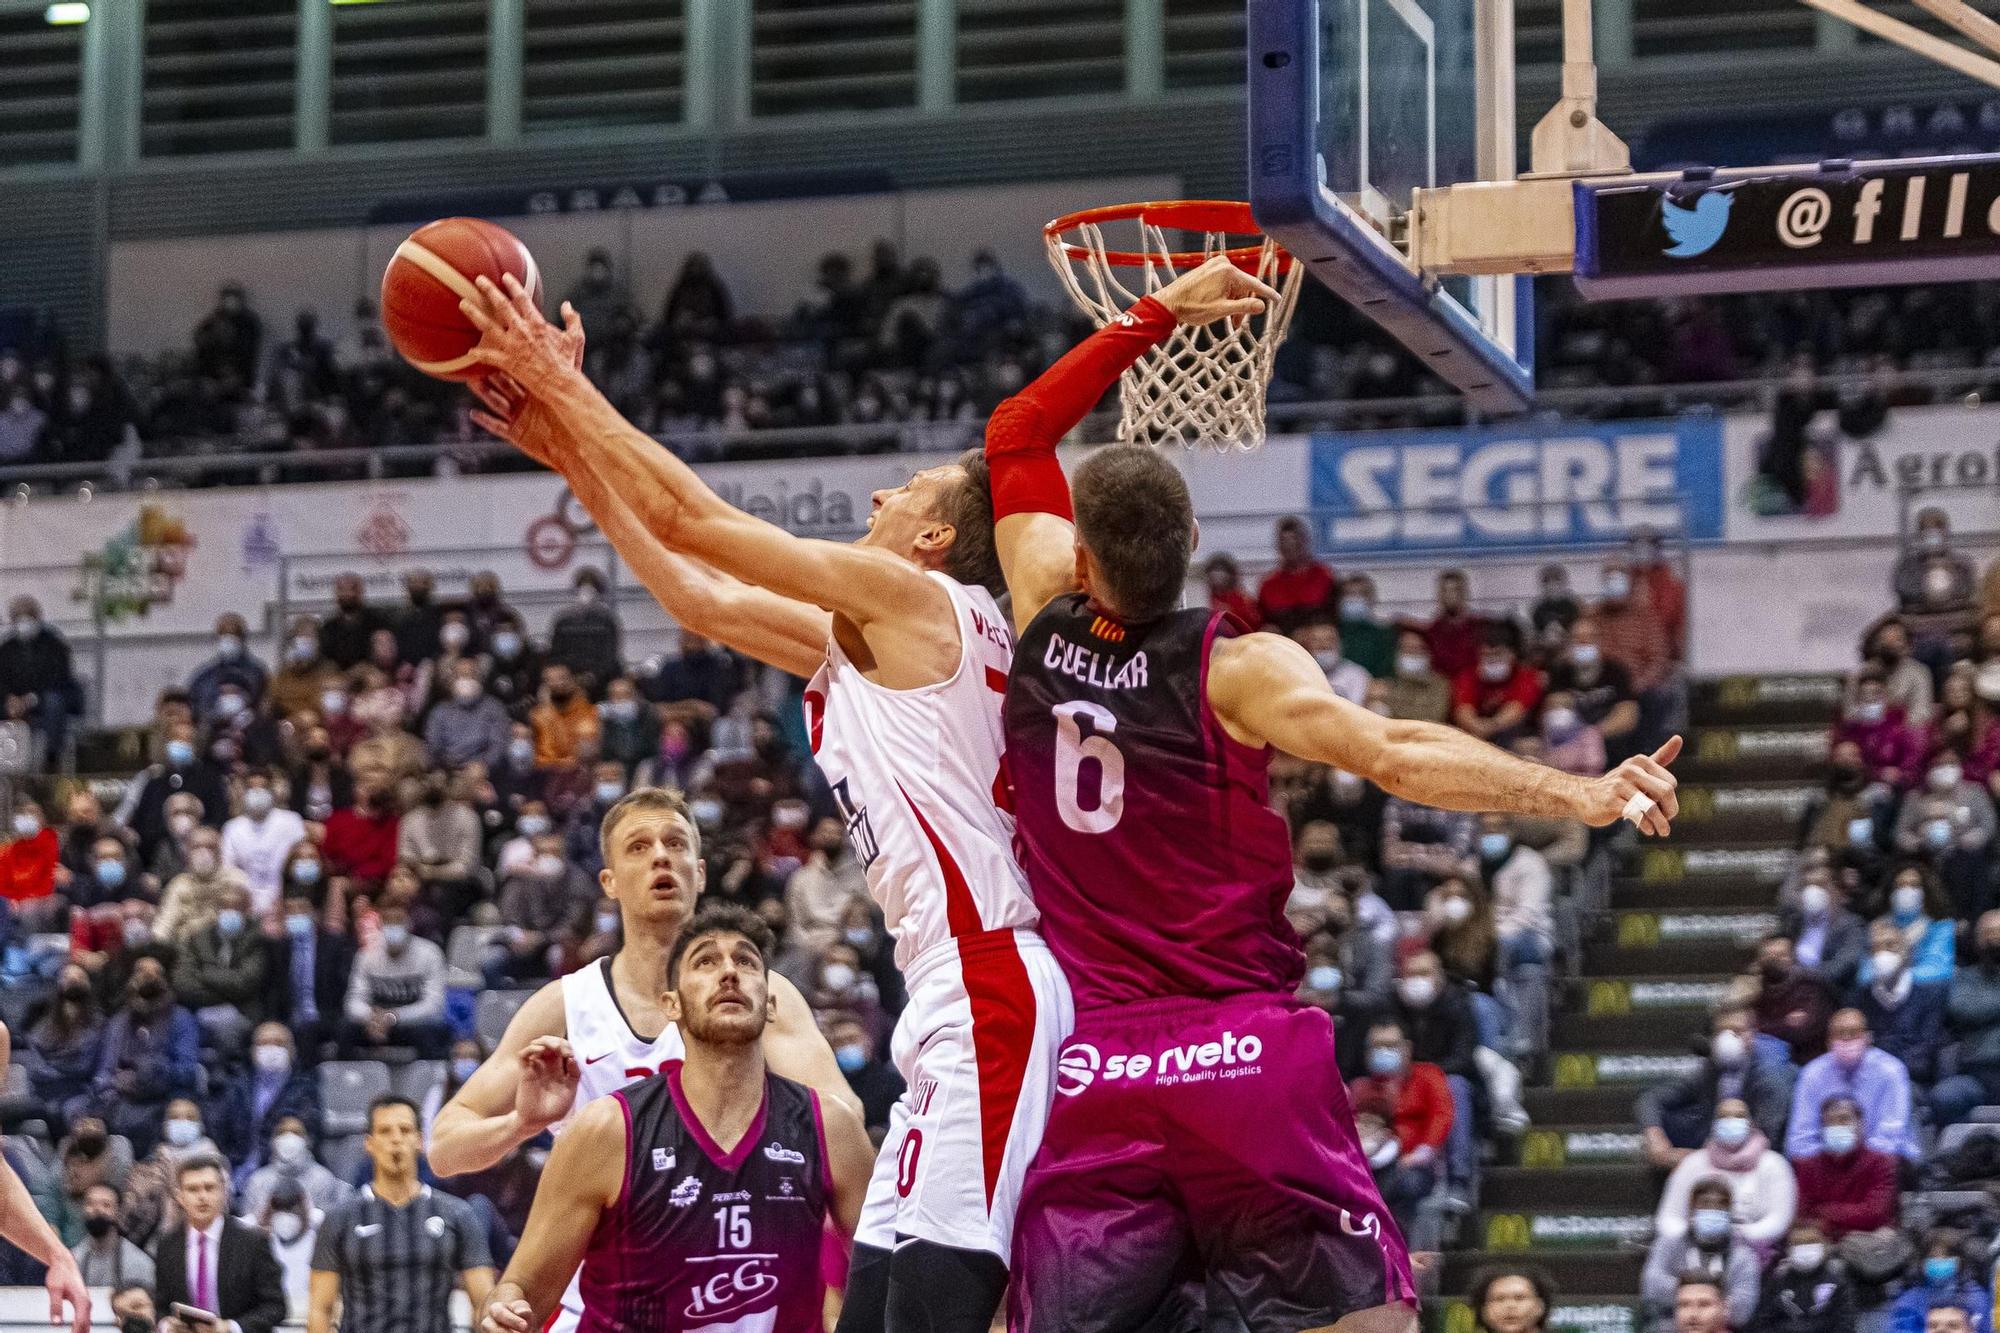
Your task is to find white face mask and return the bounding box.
[1930,764,1962,791]
[1712,1116,1750,1147]
[821,963,857,992]
[270,1212,306,1243]
[1711,1030,1747,1066]
[1872,949,1904,980]
[1789,1242,1826,1270]
[1800,884,1831,917]
[1435,896,1472,926]
[243,787,274,818]
[1397,976,1438,1008]
[163,1119,201,1149]
[1893,884,1925,918]
[441,623,470,650]
[272,1132,308,1164]
[254,1044,292,1075]
[452,676,482,703]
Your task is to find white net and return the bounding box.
[1044,204,1303,452]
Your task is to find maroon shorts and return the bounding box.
[1008,996,1417,1333]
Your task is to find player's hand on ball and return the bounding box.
[481,1298,532,1333]
[1151,253,1283,325]
[515,1035,580,1131]
[460,273,581,399]
[1582,735,1683,836]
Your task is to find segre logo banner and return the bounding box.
[1308,419,1724,553]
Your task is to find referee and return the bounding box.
[307,1096,494,1333]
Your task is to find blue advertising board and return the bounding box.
[1308,417,1725,555]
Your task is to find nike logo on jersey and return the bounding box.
[584,1051,612,1065]
[354,1223,382,1237]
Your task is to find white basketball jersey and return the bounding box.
[556,957,686,1133]
[550,958,688,1333]
[804,571,1038,970]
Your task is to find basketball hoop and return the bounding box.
[1044,200,1303,452]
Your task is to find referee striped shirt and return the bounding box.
[311,1185,491,1333]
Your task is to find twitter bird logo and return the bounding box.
[1661,192,1733,258]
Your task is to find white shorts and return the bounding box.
[854,928,1074,1260]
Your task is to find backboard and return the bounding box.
[1248,0,1535,412]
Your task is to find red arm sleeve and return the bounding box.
[984,295,1176,520]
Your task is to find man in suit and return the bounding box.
[275,889,355,1064]
[152,1151,287,1333]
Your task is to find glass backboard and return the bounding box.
[1251,0,1535,411]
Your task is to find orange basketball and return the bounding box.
[380,216,543,381]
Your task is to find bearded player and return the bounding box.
[478,903,875,1333]
[980,254,1684,1333]
[429,787,857,1333]
[456,264,1195,1332]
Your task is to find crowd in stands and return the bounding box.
[7,247,2000,480]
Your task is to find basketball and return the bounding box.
[380,216,543,381]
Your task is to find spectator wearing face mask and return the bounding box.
[1380,795,1477,912]
[255,1178,322,1318]
[1894,749,1996,909]
[57,1115,133,1208]
[1539,689,1608,777]
[1479,813,1554,1060]
[1887,1232,1991,1333]
[1,594,82,768]
[72,1183,153,1289]
[641,629,743,718]
[119,721,230,868]
[1749,935,1835,1064]
[1390,950,1482,1204]
[1878,864,1957,986]
[1749,1219,1853,1333]
[1335,576,1393,677]
[1656,1098,1797,1254]
[1791,1096,1899,1238]
[220,772,305,915]
[823,1011,902,1134]
[1385,629,1452,724]
[317,574,385,673]
[1852,920,1946,1085]
[1638,1008,1796,1169]
[91,957,200,1155]
[397,774,484,923]
[1896,509,1980,654]
[1835,670,1927,789]
[391,570,444,667]
[170,884,270,1053]
[69,832,141,912]
[188,616,268,725]
[269,618,340,721]
[1802,740,1895,860]
[23,962,106,1127]
[1531,565,1581,640]
[1593,557,1678,733]
[785,817,869,956]
[1786,1007,1918,1162]
[1348,1021,1452,1241]
[808,943,886,1047]
[487,837,592,987]
[148,792,208,889]
[1931,910,2000,1124]
[273,890,353,1064]
[1777,872,1866,994]
[1293,620,1372,705]
[591,676,658,779]
[1642,1177,1760,1333]
[530,664,598,770]
[324,780,400,890]
[547,569,622,696]
[1452,623,1544,747]
[240,1114,350,1218]
[1857,617,1937,727]
[1546,617,1642,760]
[116,1097,216,1246]
[341,906,447,1057]
[153,827,247,948]
[286,728,352,826]
[211,1025,320,1175]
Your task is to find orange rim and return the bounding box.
[1045,199,1294,272]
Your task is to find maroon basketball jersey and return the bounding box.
[578,1068,830,1333]
[1004,593,1303,1010]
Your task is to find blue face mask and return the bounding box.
[1821,1123,1857,1154]
[1366,1047,1405,1077]
[835,1044,868,1073]
[1847,817,1874,846]
[1691,1209,1732,1246]
[96,860,126,889]
[1479,833,1512,860]
[285,914,313,939]
[165,740,195,768]
[216,910,245,937]
[596,781,625,805]
[292,861,321,886]
[1925,1256,1960,1285]
[451,1058,481,1084]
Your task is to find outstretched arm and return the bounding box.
[1208,632,1683,834]
[463,279,947,636]
[473,374,830,678]
[479,1097,624,1333]
[984,255,1281,633]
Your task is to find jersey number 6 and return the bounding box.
[1053,701,1125,834]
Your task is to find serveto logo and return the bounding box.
[763,1141,805,1165]
[684,1255,780,1322]
[1054,1031,1264,1097]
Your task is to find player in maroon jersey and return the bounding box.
[477,904,874,1333]
[981,254,1683,1333]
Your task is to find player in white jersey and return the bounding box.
[458,277,1073,1333]
[428,788,855,1333]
